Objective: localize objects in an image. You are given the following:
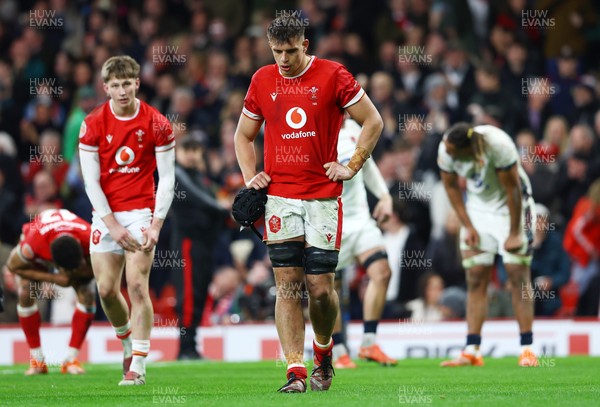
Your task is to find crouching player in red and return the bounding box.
[4,209,95,375]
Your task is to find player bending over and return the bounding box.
[79,55,175,385]
[4,209,95,375]
[438,123,538,367]
[332,118,396,368]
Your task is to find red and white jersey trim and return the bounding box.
[109,99,141,121]
[155,140,176,152]
[79,143,99,152]
[242,107,263,121]
[343,88,365,108]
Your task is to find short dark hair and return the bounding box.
[267,16,305,44]
[50,235,83,270]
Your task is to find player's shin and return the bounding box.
[67,302,95,361]
[17,304,43,361]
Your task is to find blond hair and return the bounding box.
[588,178,600,205]
[101,55,140,83]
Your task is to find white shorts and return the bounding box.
[336,217,385,271]
[90,208,152,254]
[264,195,342,251]
[460,198,536,265]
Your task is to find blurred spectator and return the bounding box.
[537,0,597,59]
[438,286,466,320]
[208,266,244,325]
[515,129,557,208]
[570,75,599,127]
[63,86,98,163]
[170,134,229,359]
[541,115,569,158]
[406,271,444,322]
[24,170,62,217]
[556,125,600,220]
[549,46,580,121]
[468,62,515,134]
[515,75,553,140]
[531,204,571,316]
[427,209,465,288]
[563,179,600,312]
[440,41,476,119]
[23,129,69,188]
[382,200,427,317]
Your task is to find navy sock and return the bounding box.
[332,332,344,346]
[364,320,378,334]
[520,331,533,346]
[466,334,481,346]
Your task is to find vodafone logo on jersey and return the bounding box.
[115,146,135,165]
[109,146,140,174]
[285,107,307,129]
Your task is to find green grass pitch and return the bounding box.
[0,357,598,406]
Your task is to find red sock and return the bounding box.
[69,309,94,349]
[287,365,307,380]
[313,339,333,361]
[19,311,41,349]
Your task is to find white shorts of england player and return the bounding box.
[264,195,342,251]
[336,217,385,271]
[90,208,152,254]
[460,197,536,266]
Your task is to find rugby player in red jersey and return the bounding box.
[79,56,175,385]
[234,16,383,392]
[4,209,95,375]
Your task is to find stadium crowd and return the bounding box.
[1,0,600,328]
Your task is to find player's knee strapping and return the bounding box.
[461,252,495,269]
[362,250,388,270]
[305,247,338,275]
[268,241,304,268]
[502,252,532,266]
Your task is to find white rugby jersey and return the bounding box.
[337,119,371,224]
[437,125,532,214]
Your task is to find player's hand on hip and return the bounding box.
[108,223,141,252]
[464,226,480,248]
[141,225,160,252]
[246,172,271,190]
[373,194,392,225]
[324,162,355,182]
[504,233,523,253]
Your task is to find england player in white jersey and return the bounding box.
[331,118,397,368]
[438,123,538,367]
